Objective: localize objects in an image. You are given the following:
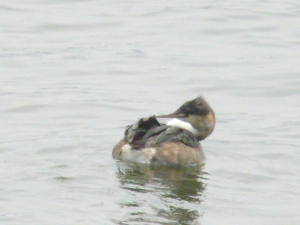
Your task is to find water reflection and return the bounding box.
[115,162,207,224]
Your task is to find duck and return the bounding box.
[112,96,215,166]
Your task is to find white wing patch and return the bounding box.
[167,119,199,136]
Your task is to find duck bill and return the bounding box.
[156,112,185,119]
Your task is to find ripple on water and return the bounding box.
[113,162,208,224]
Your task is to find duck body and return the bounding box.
[112,96,215,166]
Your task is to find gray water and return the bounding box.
[1,1,300,224]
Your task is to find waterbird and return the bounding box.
[112,96,215,166]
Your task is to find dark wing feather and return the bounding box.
[124,116,162,148]
[124,116,160,142]
[153,126,200,148]
[124,116,200,150]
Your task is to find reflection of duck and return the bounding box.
[116,162,207,224]
[113,96,215,166]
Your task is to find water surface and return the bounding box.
[1,0,300,224]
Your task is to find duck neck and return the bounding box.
[182,111,216,141]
